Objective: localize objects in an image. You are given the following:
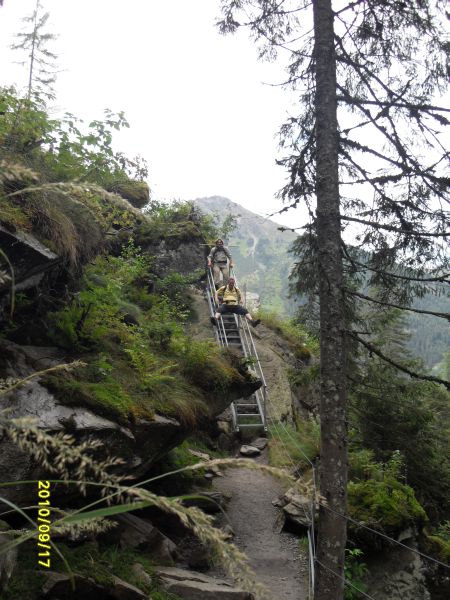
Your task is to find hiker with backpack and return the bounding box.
[207,238,233,288]
[210,277,261,328]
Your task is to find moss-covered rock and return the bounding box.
[109,180,150,209]
[423,533,450,564]
[348,477,427,535]
[0,184,144,268]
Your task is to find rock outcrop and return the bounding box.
[41,571,147,600]
[0,339,260,505]
[155,566,255,600]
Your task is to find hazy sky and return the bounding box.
[0,0,304,227]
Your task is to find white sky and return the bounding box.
[0,0,306,227]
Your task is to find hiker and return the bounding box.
[207,238,234,288]
[211,277,261,328]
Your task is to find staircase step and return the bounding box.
[236,413,261,417]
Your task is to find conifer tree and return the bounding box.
[11,0,58,100]
[218,1,449,598]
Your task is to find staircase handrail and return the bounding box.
[229,268,267,429]
[206,267,229,346]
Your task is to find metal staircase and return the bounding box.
[206,267,267,432]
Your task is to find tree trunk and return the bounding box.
[312,1,348,599]
[27,2,39,100]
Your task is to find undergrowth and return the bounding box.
[2,540,183,600]
[42,240,246,426]
[348,448,427,536]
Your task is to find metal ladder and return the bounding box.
[206,266,267,432]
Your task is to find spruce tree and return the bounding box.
[11,0,58,100]
[218,1,449,598]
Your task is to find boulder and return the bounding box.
[0,224,59,309]
[239,445,261,457]
[250,437,268,450]
[277,488,315,532]
[0,188,144,322]
[282,499,312,531]
[41,572,147,600]
[155,566,254,600]
[131,563,153,588]
[111,514,176,564]
[364,543,432,600]
[137,237,207,279]
[41,572,107,598]
[110,576,148,600]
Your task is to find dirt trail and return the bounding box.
[214,451,309,600]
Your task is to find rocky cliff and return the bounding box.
[0,187,262,508]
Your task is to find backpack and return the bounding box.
[217,284,240,303]
[210,246,229,263]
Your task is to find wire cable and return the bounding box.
[320,503,450,570]
[315,558,377,600]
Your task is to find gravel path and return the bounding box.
[213,451,310,600]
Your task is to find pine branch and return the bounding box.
[341,215,450,237]
[340,245,450,284]
[345,289,450,321]
[337,95,450,115]
[348,332,450,390]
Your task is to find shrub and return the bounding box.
[348,476,427,533]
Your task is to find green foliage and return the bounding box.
[346,447,433,537]
[162,437,226,490]
[43,242,245,427]
[425,521,450,564]
[287,363,320,387]
[203,208,240,242]
[140,200,210,245]
[344,548,369,600]
[298,535,309,552]
[156,271,195,318]
[5,541,180,599]
[406,293,450,371]
[0,86,147,189]
[0,86,57,155]
[43,109,148,186]
[348,449,427,534]
[351,360,450,520]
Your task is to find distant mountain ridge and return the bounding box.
[194,196,298,314]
